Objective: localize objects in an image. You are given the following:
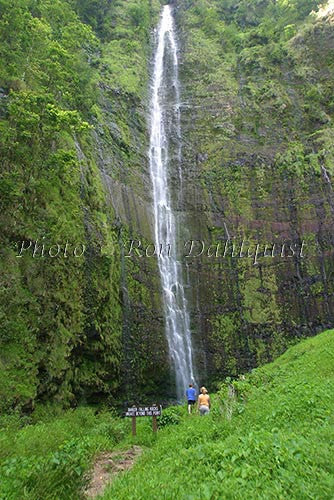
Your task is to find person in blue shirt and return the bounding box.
[186,384,196,414]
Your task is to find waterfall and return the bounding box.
[149,5,197,400]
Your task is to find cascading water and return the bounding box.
[149,5,197,400]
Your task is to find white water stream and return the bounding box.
[149,5,197,400]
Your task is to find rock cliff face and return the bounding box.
[90,80,168,401]
[1,0,334,410]
[172,0,334,384]
[110,0,334,393]
[0,0,172,410]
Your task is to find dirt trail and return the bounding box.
[85,445,143,498]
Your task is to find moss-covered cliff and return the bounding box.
[174,0,334,384]
[0,0,171,412]
[1,0,334,410]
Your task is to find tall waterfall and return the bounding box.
[149,5,197,400]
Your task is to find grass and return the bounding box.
[0,329,333,499]
[103,329,334,499]
[0,407,130,500]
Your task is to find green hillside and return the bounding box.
[103,331,334,500]
[105,329,334,499]
[1,329,333,499]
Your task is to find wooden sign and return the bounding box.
[125,405,162,417]
[125,405,162,435]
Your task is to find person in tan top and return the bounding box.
[198,386,210,415]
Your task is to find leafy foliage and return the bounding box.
[0,407,130,500]
[0,0,159,411]
[104,330,334,499]
[1,328,333,499]
[157,406,182,428]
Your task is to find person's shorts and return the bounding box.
[188,400,196,405]
[199,405,210,415]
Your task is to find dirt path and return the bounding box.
[84,445,143,498]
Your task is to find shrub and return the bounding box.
[157,407,182,428]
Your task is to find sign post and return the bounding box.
[125,405,162,435]
[132,415,136,436]
[152,414,158,434]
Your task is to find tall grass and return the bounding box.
[0,407,129,500]
[1,330,333,499]
[103,330,334,499]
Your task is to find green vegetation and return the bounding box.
[0,406,130,500]
[1,3,333,497]
[177,0,334,382]
[1,329,332,499]
[0,0,163,412]
[104,329,334,499]
[1,0,334,435]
